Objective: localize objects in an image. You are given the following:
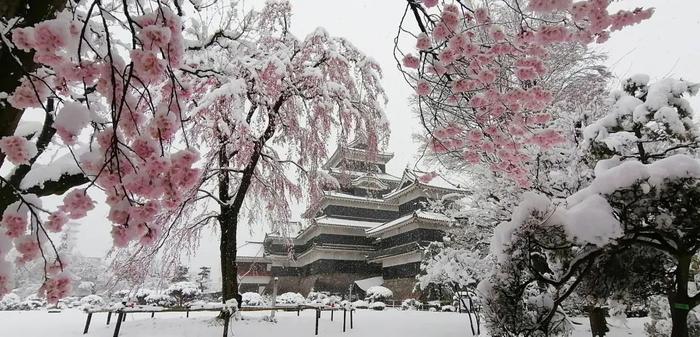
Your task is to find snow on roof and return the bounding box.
[236,241,265,258]
[366,211,452,234]
[328,168,401,182]
[314,216,385,228]
[354,276,384,291]
[323,191,385,203]
[383,169,464,199]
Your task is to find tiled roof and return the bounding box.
[365,211,452,235]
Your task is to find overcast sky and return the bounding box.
[71,0,700,282]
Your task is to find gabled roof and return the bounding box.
[236,241,269,262]
[384,169,464,200]
[314,215,385,228]
[327,168,401,183]
[365,211,452,235]
[350,175,391,190]
[322,135,394,170]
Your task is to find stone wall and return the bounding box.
[383,277,422,301]
[273,273,375,295]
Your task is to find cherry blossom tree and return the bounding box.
[105,0,387,316]
[0,0,205,303]
[0,1,386,323]
[395,0,652,186]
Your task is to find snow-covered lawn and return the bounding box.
[0,308,646,337]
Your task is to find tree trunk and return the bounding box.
[217,141,238,304]
[219,204,238,303]
[669,302,689,337]
[588,306,608,337]
[669,253,693,337]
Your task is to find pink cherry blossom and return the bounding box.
[131,49,166,82]
[7,77,50,109]
[0,136,37,165]
[423,0,439,7]
[45,211,68,232]
[1,210,28,238]
[59,189,95,219]
[528,0,572,13]
[41,273,72,304]
[416,33,432,51]
[15,235,41,264]
[402,54,420,69]
[139,25,172,50]
[11,27,35,52]
[416,80,431,96]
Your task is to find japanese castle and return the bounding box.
[237,137,463,300]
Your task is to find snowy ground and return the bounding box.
[0,308,646,337]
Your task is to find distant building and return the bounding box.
[236,241,272,293]
[236,137,463,300]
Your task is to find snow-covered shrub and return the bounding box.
[77,281,96,296]
[135,289,153,305]
[366,286,393,302]
[322,295,341,307]
[442,305,456,312]
[369,301,386,311]
[80,295,105,310]
[307,291,327,301]
[167,282,201,307]
[426,300,441,310]
[59,296,81,308]
[145,293,177,307]
[276,292,305,305]
[19,295,46,310]
[242,292,264,306]
[401,299,423,310]
[111,289,130,302]
[0,293,20,310]
[352,300,369,309]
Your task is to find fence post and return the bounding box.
[343,309,347,332]
[297,305,300,316]
[223,312,230,337]
[350,309,353,329]
[106,312,112,325]
[331,309,334,321]
[186,310,190,318]
[83,312,93,334]
[315,308,320,335]
[112,312,124,337]
[151,311,154,318]
[271,277,278,320]
[122,312,126,322]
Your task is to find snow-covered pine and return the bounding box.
[481,75,700,337]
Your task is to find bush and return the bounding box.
[401,299,423,311]
[366,286,393,302]
[80,295,106,310]
[369,301,386,311]
[145,293,177,307]
[441,305,456,312]
[322,295,341,307]
[167,282,201,307]
[135,289,153,305]
[19,295,46,310]
[242,292,265,306]
[352,300,369,309]
[0,293,21,310]
[276,292,305,305]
